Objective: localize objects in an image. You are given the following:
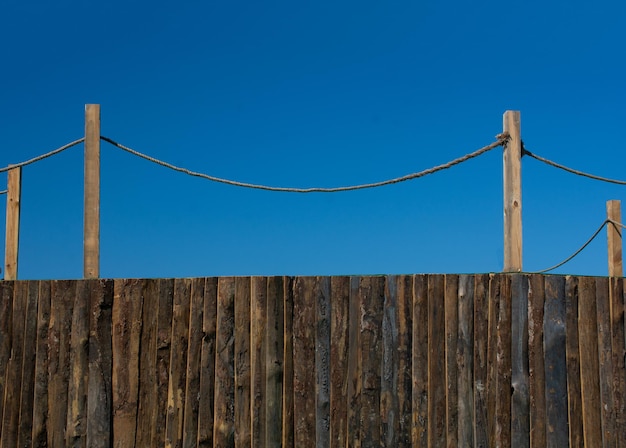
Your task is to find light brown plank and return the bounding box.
[528,274,546,448]
[83,104,100,279]
[32,281,51,448]
[250,276,267,448]
[4,166,21,280]
[457,275,474,448]
[565,276,583,447]
[428,274,446,448]
[503,110,523,272]
[444,275,458,447]
[214,277,235,447]
[472,274,489,448]
[412,275,428,447]
[265,277,285,448]
[198,278,218,448]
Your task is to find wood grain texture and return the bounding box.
[428,274,446,448]
[316,277,331,448]
[607,200,623,277]
[250,276,267,448]
[565,276,583,448]
[282,277,295,448]
[83,104,100,279]
[503,110,523,272]
[510,274,529,448]
[0,281,13,443]
[214,277,235,447]
[265,277,284,448]
[155,279,175,446]
[346,277,361,448]
[4,166,21,280]
[609,277,625,447]
[412,275,428,447]
[381,276,399,447]
[486,275,500,446]
[595,277,615,447]
[457,275,474,448]
[234,277,251,447]
[494,275,512,448]
[472,274,489,448]
[32,281,51,448]
[329,276,349,448]
[444,275,458,447]
[527,274,546,448]
[198,278,218,448]
[396,275,413,448]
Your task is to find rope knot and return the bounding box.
[495,132,511,146]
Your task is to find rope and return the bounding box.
[0,190,7,195]
[100,135,509,193]
[0,138,85,173]
[523,146,626,186]
[530,219,610,274]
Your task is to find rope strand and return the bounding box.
[0,138,85,173]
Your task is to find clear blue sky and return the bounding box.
[1,0,625,280]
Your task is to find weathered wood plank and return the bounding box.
[396,275,412,448]
[265,276,284,448]
[83,104,100,279]
[250,276,267,448]
[329,276,349,448]
[381,276,399,448]
[87,279,113,448]
[198,278,218,448]
[485,275,500,446]
[565,276,583,448]
[595,277,615,447]
[165,278,192,448]
[494,275,512,448]
[3,167,21,280]
[609,277,626,447]
[510,274,529,448]
[0,281,13,443]
[346,277,361,448]
[577,277,603,448]
[112,279,144,448]
[135,279,160,448]
[234,277,251,447]
[214,277,235,447]
[412,274,428,447]
[316,277,331,448]
[17,282,38,447]
[32,281,51,448]
[292,277,316,448]
[528,274,546,448]
[543,276,568,447]
[154,279,175,446]
[282,277,295,448]
[457,275,474,448]
[428,274,446,448]
[472,274,489,448]
[444,275,458,447]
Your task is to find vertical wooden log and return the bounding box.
[510,274,529,448]
[444,275,459,447]
[503,110,522,272]
[282,277,294,448]
[316,277,331,448]
[4,166,21,280]
[577,277,602,448]
[472,274,489,448]
[596,277,615,447]
[154,279,174,446]
[457,275,474,448]
[428,274,446,448]
[607,200,623,277]
[381,276,399,447]
[250,276,267,448]
[346,277,361,448]
[0,281,13,442]
[411,275,428,447]
[528,274,546,448]
[198,278,218,448]
[265,277,284,448]
[396,275,413,448]
[609,277,625,446]
[234,277,251,447]
[494,275,512,448]
[565,277,583,447]
[87,279,114,448]
[543,276,569,447]
[329,276,349,448]
[84,104,100,279]
[32,281,51,447]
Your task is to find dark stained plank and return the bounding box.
[282,277,295,448]
[165,278,192,448]
[329,276,349,448]
[265,277,285,448]
[510,274,529,448]
[359,276,384,448]
[565,276,583,448]
[234,277,251,447]
[292,277,316,448]
[250,276,267,448]
[154,279,175,446]
[472,274,489,448]
[396,275,412,448]
[595,277,615,447]
[609,277,626,447]
[32,281,51,448]
[543,276,569,447]
[214,277,236,447]
[411,274,428,447]
[0,281,13,444]
[112,279,144,448]
[381,276,400,447]
[577,277,602,448]
[428,274,446,448]
[135,279,160,448]
[457,275,474,448]
[316,277,331,448]
[184,279,206,447]
[485,274,500,446]
[444,275,459,447]
[198,278,218,448]
[87,279,113,448]
[494,275,512,448]
[527,274,546,448]
[346,277,361,448]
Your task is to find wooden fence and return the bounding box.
[0,274,624,447]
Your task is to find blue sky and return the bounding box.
[1,0,625,279]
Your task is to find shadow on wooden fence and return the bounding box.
[0,274,624,447]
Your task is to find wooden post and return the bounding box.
[84,104,100,278]
[607,200,622,277]
[4,166,21,280]
[503,110,523,272]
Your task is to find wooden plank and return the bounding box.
[154,279,175,446]
[198,278,218,448]
[87,279,114,448]
[527,274,546,448]
[428,274,446,448]
[4,166,21,280]
[182,277,206,448]
[112,279,144,448]
[503,110,523,272]
[282,277,294,448]
[412,274,428,447]
[494,275,511,448]
[472,274,489,448]
[316,277,331,448]
[396,275,413,448]
[0,281,13,442]
[292,277,316,448]
[234,277,251,447]
[165,278,192,448]
[381,276,399,447]
[609,277,626,446]
[32,281,51,447]
[577,277,602,448]
[457,275,474,448]
[66,281,90,448]
[84,103,100,279]
[444,275,458,447]
[214,277,235,447]
[485,275,500,446]
[0,281,27,448]
[265,276,285,448]
[250,276,267,448]
[135,279,160,448]
[607,200,623,277]
[329,276,349,448]
[346,277,361,448]
[510,274,529,448]
[565,276,583,447]
[595,277,615,447]
[543,276,569,447]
